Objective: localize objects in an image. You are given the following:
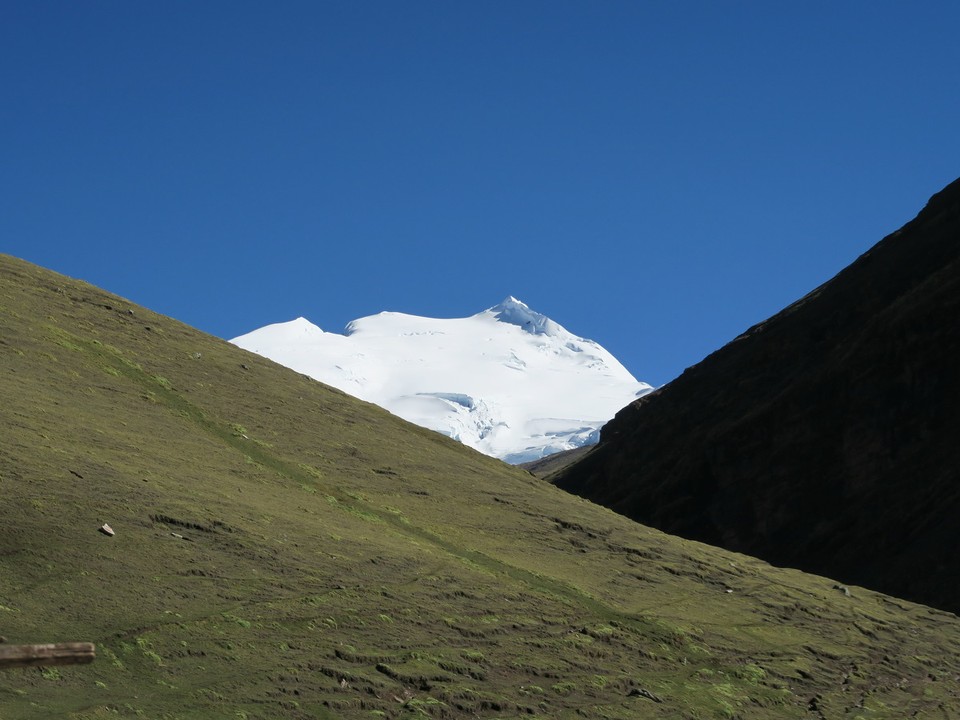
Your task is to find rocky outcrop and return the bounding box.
[552,177,960,613]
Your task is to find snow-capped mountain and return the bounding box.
[231,297,652,463]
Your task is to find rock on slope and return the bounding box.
[232,296,652,463]
[552,177,960,614]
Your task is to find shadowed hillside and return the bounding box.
[2,253,960,719]
[553,177,960,615]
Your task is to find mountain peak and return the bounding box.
[492,295,526,309]
[487,296,563,337]
[233,299,650,463]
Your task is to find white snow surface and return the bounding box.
[231,297,652,464]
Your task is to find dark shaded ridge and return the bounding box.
[553,176,960,613]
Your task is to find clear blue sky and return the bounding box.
[3,2,958,386]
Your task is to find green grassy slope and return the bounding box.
[1,253,959,720]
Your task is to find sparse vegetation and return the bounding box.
[1,253,959,719]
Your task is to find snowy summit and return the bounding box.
[231,298,652,463]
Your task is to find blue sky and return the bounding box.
[2,2,958,386]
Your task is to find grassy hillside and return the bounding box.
[1,253,959,719]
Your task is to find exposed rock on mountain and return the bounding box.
[552,177,960,613]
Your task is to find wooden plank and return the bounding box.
[0,643,95,670]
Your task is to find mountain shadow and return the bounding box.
[552,176,960,614]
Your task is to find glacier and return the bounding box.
[231,297,652,464]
